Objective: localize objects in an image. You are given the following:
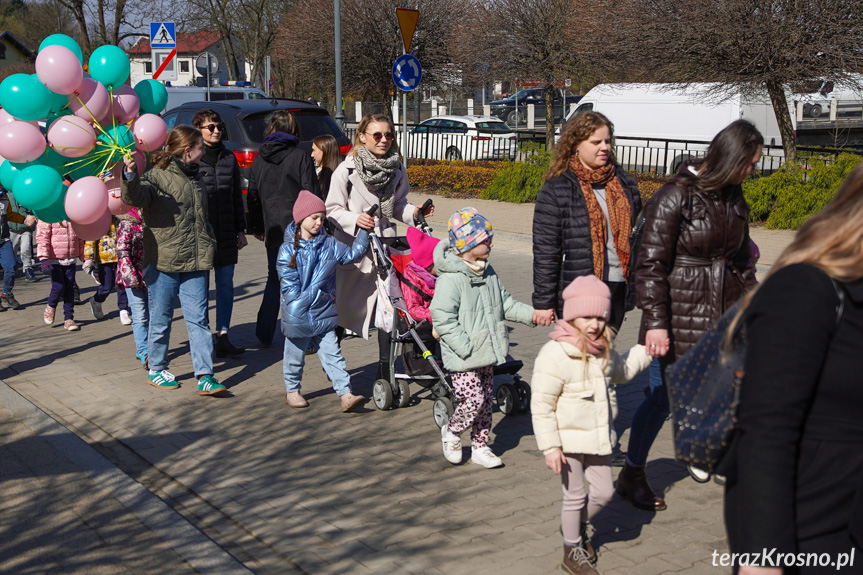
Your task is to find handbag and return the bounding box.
[665,272,845,473]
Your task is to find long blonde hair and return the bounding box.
[352,114,400,156]
[728,163,863,336]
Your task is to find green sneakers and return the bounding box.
[197,375,227,396]
[148,370,179,390]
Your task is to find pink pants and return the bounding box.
[561,453,614,546]
[447,366,494,450]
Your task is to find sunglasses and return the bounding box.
[202,123,225,132]
[365,131,394,143]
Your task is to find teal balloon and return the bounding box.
[65,149,107,181]
[33,186,69,223]
[134,79,168,114]
[13,165,64,211]
[29,74,68,113]
[47,108,73,127]
[88,45,130,89]
[0,74,51,121]
[0,160,20,190]
[39,34,83,65]
[100,124,135,150]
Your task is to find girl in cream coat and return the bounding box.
[531,275,651,575]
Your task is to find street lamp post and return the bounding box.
[334,0,345,129]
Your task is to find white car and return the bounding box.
[405,115,517,161]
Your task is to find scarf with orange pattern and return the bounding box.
[569,157,632,281]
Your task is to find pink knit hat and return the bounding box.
[562,275,611,321]
[292,190,326,224]
[406,227,440,269]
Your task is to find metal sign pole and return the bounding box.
[206,53,211,101]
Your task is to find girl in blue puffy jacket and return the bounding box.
[276,190,373,412]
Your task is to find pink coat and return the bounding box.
[401,260,436,323]
[36,221,84,260]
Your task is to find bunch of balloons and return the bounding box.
[0,34,170,240]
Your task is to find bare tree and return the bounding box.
[0,0,79,52]
[586,0,863,162]
[274,0,463,109]
[457,0,584,148]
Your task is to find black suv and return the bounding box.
[489,88,582,127]
[161,99,351,191]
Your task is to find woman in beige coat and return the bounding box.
[325,114,433,382]
[531,276,650,575]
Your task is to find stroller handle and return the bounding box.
[416,199,434,233]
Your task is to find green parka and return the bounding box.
[430,239,534,372]
[121,159,215,273]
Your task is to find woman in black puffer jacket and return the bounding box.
[194,109,247,357]
[532,111,642,332]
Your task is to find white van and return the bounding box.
[561,83,790,174]
[164,86,269,112]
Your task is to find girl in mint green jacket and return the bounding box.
[431,208,547,469]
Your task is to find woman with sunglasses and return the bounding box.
[326,113,433,383]
[193,109,247,357]
[619,119,762,512]
[247,110,320,348]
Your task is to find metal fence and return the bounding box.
[344,126,518,161]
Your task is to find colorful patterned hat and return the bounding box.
[447,207,493,254]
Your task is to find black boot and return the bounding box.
[616,462,667,511]
[215,333,245,357]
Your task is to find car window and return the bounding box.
[241,110,343,143]
[177,111,197,126]
[476,122,512,134]
[162,112,179,131]
[210,92,244,101]
[437,120,466,134]
[575,103,593,113]
[421,119,441,133]
[247,92,267,99]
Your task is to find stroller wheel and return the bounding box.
[514,378,531,413]
[372,379,394,410]
[396,379,411,408]
[433,397,454,428]
[496,384,516,416]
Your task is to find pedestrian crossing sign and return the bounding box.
[150,22,176,48]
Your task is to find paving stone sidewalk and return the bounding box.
[0,197,794,574]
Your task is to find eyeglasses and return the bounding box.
[365,131,394,143]
[202,123,225,132]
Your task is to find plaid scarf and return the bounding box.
[569,157,632,280]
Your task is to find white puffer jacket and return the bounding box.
[531,342,651,456]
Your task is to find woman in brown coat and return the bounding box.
[617,119,762,512]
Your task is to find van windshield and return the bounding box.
[247,92,267,99]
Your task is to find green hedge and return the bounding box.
[743,153,863,229]
[480,144,551,203]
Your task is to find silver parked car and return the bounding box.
[404,115,517,161]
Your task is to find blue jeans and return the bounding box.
[95,263,129,312]
[283,330,352,396]
[125,287,149,360]
[626,357,671,467]
[213,264,235,333]
[47,263,76,320]
[256,246,281,346]
[0,241,16,294]
[144,266,213,377]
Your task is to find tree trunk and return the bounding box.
[545,84,555,151]
[765,79,797,164]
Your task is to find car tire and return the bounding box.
[810,104,822,118]
[445,146,462,161]
[506,110,521,128]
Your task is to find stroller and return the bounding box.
[366,200,532,428]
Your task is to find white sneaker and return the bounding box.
[470,446,503,468]
[687,464,711,483]
[119,310,132,325]
[441,425,462,464]
[89,297,104,319]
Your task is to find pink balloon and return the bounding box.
[132,150,146,175]
[132,114,168,152]
[107,187,131,215]
[0,121,47,163]
[71,207,112,241]
[48,115,96,158]
[65,176,109,225]
[103,85,140,125]
[68,79,110,124]
[36,45,83,95]
[0,109,38,127]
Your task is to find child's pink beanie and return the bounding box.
[292,190,326,224]
[562,275,611,321]
[406,227,440,269]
